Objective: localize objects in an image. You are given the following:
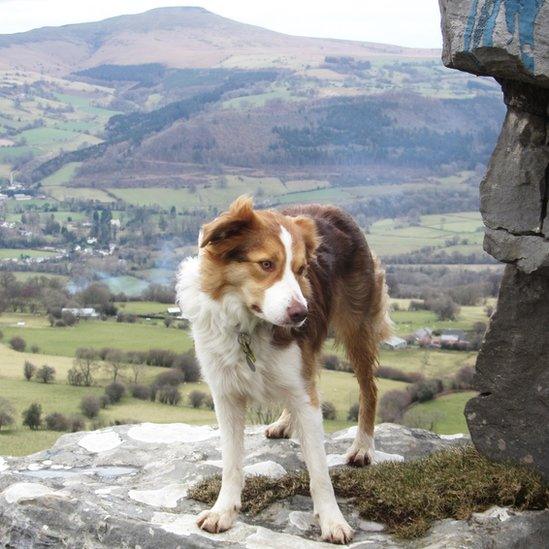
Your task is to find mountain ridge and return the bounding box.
[0,6,439,75]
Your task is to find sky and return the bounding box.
[0,0,443,48]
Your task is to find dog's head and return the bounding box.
[198,196,319,327]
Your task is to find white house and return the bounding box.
[167,306,183,318]
[61,307,99,319]
[381,336,408,350]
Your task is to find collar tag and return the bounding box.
[238,331,256,372]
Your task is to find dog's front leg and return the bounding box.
[197,393,246,533]
[291,400,353,544]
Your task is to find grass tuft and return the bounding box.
[189,446,548,539]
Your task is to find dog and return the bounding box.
[176,196,392,544]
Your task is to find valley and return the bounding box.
[0,7,502,457]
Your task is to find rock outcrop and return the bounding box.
[1,423,548,548]
[439,0,549,479]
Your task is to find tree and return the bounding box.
[80,395,100,419]
[0,397,15,430]
[22,402,42,430]
[157,386,181,405]
[9,336,26,352]
[347,403,359,422]
[322,354,340,371]
[105,349,126,382]
[188,390,206,409]
[36,365,55,384]
[105,381,125,403]
[78,282,111,311]
[129,362,146,384]
[45,412,70,431]
[378,389,411,423]
[321,401,337,420]
[429,297,461,321]
[23,360,36,381]
[69,348,99,386]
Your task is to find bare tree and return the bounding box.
[105,349,126,382]
[129,362,146,384]
[69,348,99,387]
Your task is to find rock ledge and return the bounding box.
[1,423,548,547]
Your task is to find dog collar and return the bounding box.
[238,331,256,372]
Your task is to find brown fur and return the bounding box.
[200,197,392,463]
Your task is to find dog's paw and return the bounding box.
[320,517,354,544]
[345,439,375,467]
[265,420,291,439]
[196,507,238,533]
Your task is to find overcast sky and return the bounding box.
[0,0,443,48]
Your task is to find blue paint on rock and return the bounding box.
[463,0,545,71]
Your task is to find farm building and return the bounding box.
[414,327,432,340]
[381,336,407,350]
[167,306,183,317]
[61,307,99,319]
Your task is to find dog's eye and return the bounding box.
[297,265,306,276]
[260,260,274,272]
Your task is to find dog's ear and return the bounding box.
[293,215,320,260]
[200,195,255,252]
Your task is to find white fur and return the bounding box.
[261,226,307,326]
[176,254,352,542]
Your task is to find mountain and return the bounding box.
[0,5,504,227]
[0,7,439,75]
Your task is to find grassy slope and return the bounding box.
[0,249,58,259]
[0,337,408,455]
[403,391,477,434]
[391,304,489,336]
[0,316,193,356]
[367,210,484,257]
[115,301,172,315]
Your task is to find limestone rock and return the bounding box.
[440,0,549,483]
[439,0,549,88]
[440,3,549,274]
[1,422,547,548]
[466,265,549,479]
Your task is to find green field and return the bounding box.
[391,302,490,336]
[4,210,86,223]
[41,163,81,187]
[378,348,476,378]
[367,211,484,257]
[108,175,288,209]
[222,84,301,109]
[0,297,479,457]
[0,248,58,260]
[403,391,477,434]
[45,186,114,202]
[0,72,120,177]
[19,127,98,149]
[0,316,193,356]
[115,301,172,315]
[108,187,202,208]
[0,338,408,456]
[10,272,69,283]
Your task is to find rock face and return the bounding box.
[468,267,549,477]
[440,0,549,86]
[439,0,549,480]
[1,422,547,548]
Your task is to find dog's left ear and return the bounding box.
[293,215,320,260]
[200,195,255,252]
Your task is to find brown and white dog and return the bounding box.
[176,196,392,544]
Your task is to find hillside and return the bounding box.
[0,7,438,75]
[0,6,505,294]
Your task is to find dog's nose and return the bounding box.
[287,300,307,324]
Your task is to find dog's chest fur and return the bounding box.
[177,257,307,405]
